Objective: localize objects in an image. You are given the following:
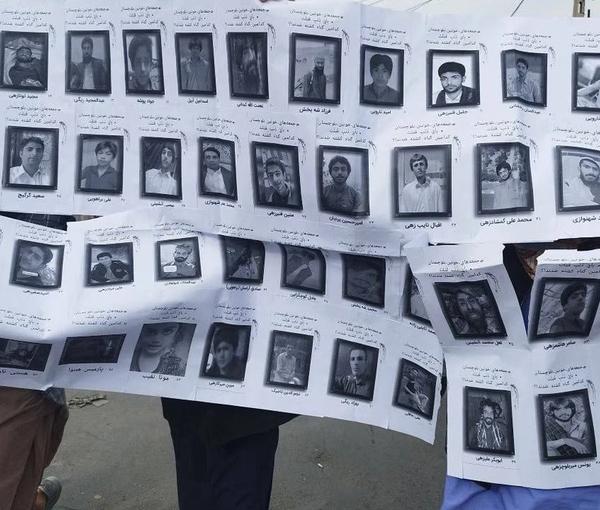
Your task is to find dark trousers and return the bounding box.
[165,411,279,510]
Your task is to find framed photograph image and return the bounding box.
[529,277,600,341]
[477,142,534,215]
[434,280,507,339]
[199,137,237,200]
[10,239,64,289]
[502,49,547,107]
[252,141,302,210]
[3,126,59,190]
[342,254,386,308]
[319,146,370,217]
[556,146,600,212]
[465,386,515,455]
[59,334,125,365]
[141,137,182,200]
[289,33,341,105]
[201,322,251,382]
[360,44,403,107]
[1,31,49,91]
[86,242,134,287]
[0,338,51,371]
[394,144,452,218]
[329,339,378,402]
[573,52,600,112]
[538,389,597,461]
[77,134,124,194]
[221,236,265,284]
[394,359,437,419]
[226,32,268,99]
[428,49,480,109]
[403,267,431,326]
[123,29,164,95]
[156,237,201,281]
[266,330,313,390]
[175,32,216,96]
[280,244,326,295]
[66,30,111,94]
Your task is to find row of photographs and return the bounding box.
[0,325,437,418]
[5,27,600,113]
[5,124,600,216]
[464,386,595,463]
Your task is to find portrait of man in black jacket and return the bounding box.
[87,243,133,286]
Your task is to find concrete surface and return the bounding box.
[47,390,447,510]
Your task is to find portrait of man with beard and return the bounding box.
[2,32,48,91]
[67,31,110,94]
[558,147,600,212]
[227,32,269,99]
[157,237,201,281]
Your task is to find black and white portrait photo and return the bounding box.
[199,137,237,200]
[59,334,125,365]
[175,32,216,95]
[221,236,265,284]
[10,240,64,289]
[428,50,479,108]
[342,254,386,308]
[465,387,515,455]
[266,330,313,389]
[477,142,534,215]
[502,50,547,107]
[66,30,111,94]
[201,323,251,382]
[394,359,436,419]
[404,268,431,326]
[529,278,600,341]
[360,45,403,107]
[394,145,452,218]
[0,338,51,372]
[123,29,164,95]
[1,31,48,91]
[330,339,378,402]
[573,53,600,112]
[319,146,369,217]
[538,389,597,461]
[281,244,326,295]
[252,142,302,210]
[434,280,507,339]
[130,322,195,376]
[290,33,341,105]
[156,237,201,281]
[77,135,123,194]
[86,242,134,287]
[557,146,600,212]
[3,126,59,190]
[141,137,182,199]
[227,32,268,99]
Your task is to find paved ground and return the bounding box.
[48,390,447,510]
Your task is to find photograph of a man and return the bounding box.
[78,136,123,194]
[201,323,250,382]
[540,390,596,460]
[574,52,600,111]
[281,245,326,294]
[465,387,514,455]
[530,278,600,340]
[222,236,265,283]
[176,33,215,95]
[4,127,58,189]
[360,46,403,107]
[267,331,313,389]
[67,31,110,93]
[87,243,133,286]
[320,147,369,217]
[330,339,378,401]
[199,139,237,199]
[142,138,182,199]
[343,254,386,308]
[503,50,547,107]
[435,280,507,339]
[2,32,48,90]
[429,50,479,108]
[253,142,302,210]
[290,34,341,104]
[558,147,600,211]
[157,238,201,280]
[123,30,164,94]
[227,32,268,99]
[11,240,63,289]
[396,146,451,217]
